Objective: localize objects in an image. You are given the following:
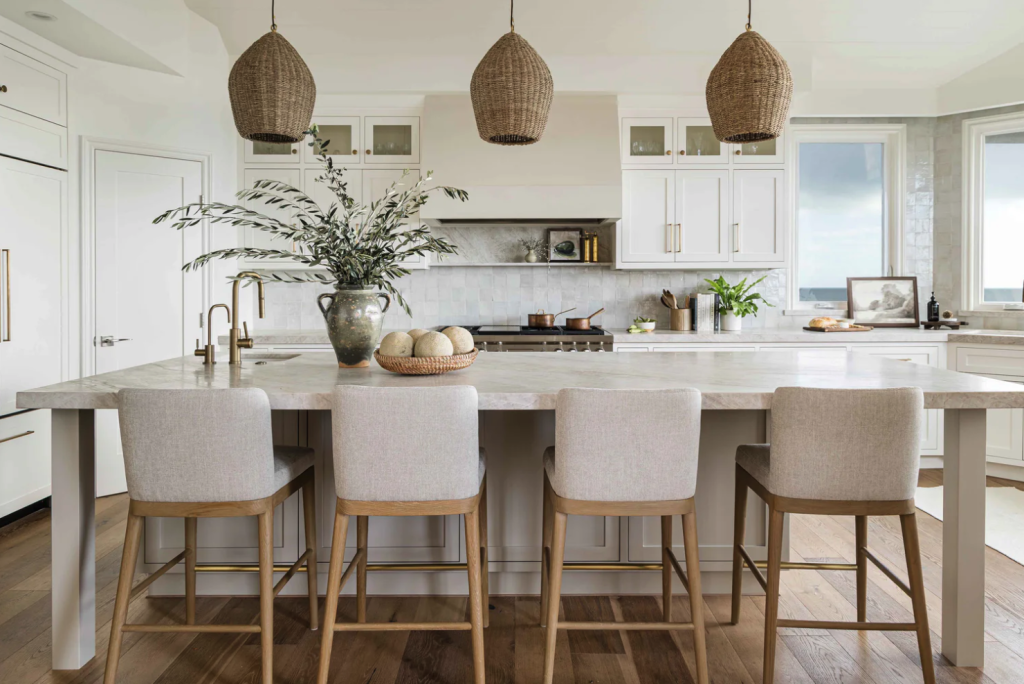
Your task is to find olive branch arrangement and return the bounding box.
[153,125,468,314]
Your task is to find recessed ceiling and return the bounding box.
[185,0,1024,97]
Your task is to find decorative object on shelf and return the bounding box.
[580,232,600,262]
[228,0,316,144]
[846,277,920,328]
[927,292,940,322]
[518,236,547,263]
[547,228,584,262]
[470,0,554,145]
[705,0,792,144]
[921,320,963,330]
[153,125,468,368]
[703,275,773,332]
[627,317,656,334]
[670,308,692,332]
[374,348,478,375]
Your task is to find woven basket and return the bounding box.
[228,31,316,144]
[374,349,479,375]
[470,32,553,146]
[705,30,793,144]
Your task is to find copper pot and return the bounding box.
[528,308,575,328]
[565,308,605,331]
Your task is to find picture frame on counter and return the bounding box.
[547,228,584,262]
[846,276,920,327]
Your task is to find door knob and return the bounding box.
[99,336,133,347]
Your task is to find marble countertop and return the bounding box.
[18,350,1024,412]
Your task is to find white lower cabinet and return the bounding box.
[954,346,1024,467]
[0,410,50,518]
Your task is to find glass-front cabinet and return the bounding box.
[733,132,785,164]
[244,139,300,163]
[305,116,360,164]
[621,117,674,165]
[364,116,419,164]
[676,118,731,164]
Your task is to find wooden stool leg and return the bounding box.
[540,474,553,628]
[542,510,568,684]
[356,516,368,623]
[185,516,197,625]
[856,515,868,622]
[901,513,936,684]
[465,506,486,684]
[317,506,349,684]
[258,509,274,684]
[662,515,674,622]
[731,467,748,625]
[683,512,709,684]
[103,512,143,684]
[762,508,785,684]
[480,477,490,629]
[302,476,319,630]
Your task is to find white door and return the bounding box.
[93,151,204,495]
[732,169,784,263]
[621,170,675,263]
[362,169,426,269]
[675,169,729,263]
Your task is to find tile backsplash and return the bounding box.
[261,267,787,331]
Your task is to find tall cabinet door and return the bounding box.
[0,156,64,416]
[621,170,676,263]
[731,169,784,263]
[363,169,426,269]
[675,170,729,263]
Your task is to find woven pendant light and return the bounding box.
[706,0,792,143]
[228,0,316,143]
[470,0,553,145]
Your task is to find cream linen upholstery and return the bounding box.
[118,388,313,503]
[332,385,484,502]
[546,388,702,502]
[736,387,923,501]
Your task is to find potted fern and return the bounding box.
[704,275,774,331]
[154,125,468,367]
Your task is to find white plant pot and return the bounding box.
[721,311,742,331]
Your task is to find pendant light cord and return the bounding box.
[271,0,277,32]
[510,0,515,32]
[746,0,752,31]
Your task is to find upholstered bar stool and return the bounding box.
[105,389,317,684]
[540,388,709,684]
[318,385,488,684]
[731,387,934,684]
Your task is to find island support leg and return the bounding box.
[941,408,987,667]
[51,408,96,669]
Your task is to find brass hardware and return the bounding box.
[229,272,265,364]
[0,85,6,93]
[1,249,8,342]
[735,149,742,155]
[679,150,686,155]
[351,149,357,155]
[366,149,372,155]
[732,223,740,253]
[676,223,682,253]
[0,430,34,445]
[666,150,672,155]
[666,224,672,253]
[196,303,229,364]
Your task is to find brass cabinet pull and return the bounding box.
[675,223,682,253]
[0,430,34,445]
[732,224,740,253]
[1,249,9,342]
[666,224,672,253]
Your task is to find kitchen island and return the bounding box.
[19,350,1024,669]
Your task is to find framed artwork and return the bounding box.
[547,228,583,262]
[846,277,920,327]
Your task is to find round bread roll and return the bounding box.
[414,331,454,358]
[808,316,838,328]
[379,331,414,357]
[407,328,430,342]
[442,326,475,355]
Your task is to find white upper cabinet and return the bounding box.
[731,169,784,263]
[303,168,362,215]
[620,170,676,263]
[244,139,301,163]
[364,117,419,165]
[675,170,729,263]
[621,117,674,165]
[305,116,360,165]
[733,132,785,164]
[0,44,66,126]
[241,167,303,262]
[676,118,731,164]
[362,169,426,269]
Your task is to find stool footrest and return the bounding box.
[122,624,261,634]
[777,619,917,631]
[333,621,472,632]
[754,560,858,571]
[556,621,696,631]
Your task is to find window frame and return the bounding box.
[785,124,906,314]
[962,112,1024,313]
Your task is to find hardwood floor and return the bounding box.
[3,472,1024,684]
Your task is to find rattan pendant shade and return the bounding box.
[706,27,793,143]
[470,6,553,146]
[229,28,316,144]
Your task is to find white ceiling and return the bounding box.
[185,0,1024,99]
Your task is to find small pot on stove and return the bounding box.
[527,308,575,328]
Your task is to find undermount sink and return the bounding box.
[241,352,300,364]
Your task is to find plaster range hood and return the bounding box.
[420,94,622,225]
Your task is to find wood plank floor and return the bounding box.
[3,472,1024,684]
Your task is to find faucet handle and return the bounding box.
[194,338,205,357]
[238,321,254,349]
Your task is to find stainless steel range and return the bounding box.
[439,325,613,352]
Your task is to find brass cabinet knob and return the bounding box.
[666,150,672,155]
[735,149,742,155]
[351,149,357,155]
[291,149,297,154]
[679,150,686,155]
[0,85,6,93]
[366,149,372,155]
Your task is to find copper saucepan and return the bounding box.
[565,308,605,331]
[528,307,575,328]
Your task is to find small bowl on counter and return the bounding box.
[374,327,479,375]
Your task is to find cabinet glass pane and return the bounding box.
[314,125,353,156]
[797,142,885,302]
[629,126,666,156]
[685,126,720,157]
[372,125,413,156]
[982,131,1024,302]
[739,138,776,156]
[252,141,294,156]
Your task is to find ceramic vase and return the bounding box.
[317,285,391,368]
